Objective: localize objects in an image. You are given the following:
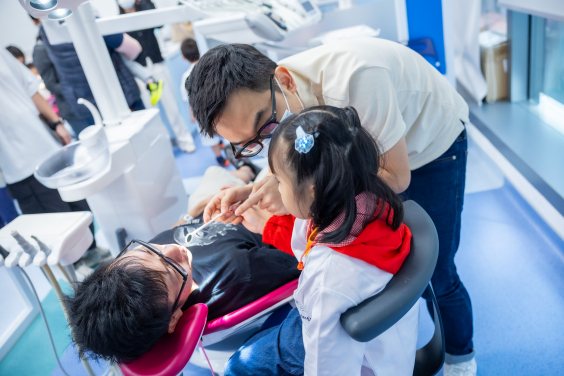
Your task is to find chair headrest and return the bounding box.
[120,303,208,376]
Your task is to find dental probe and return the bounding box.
[185,201,241,244]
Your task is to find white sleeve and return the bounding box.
[348,67,406,153]
[2,49,41,97]
[304,287,366,376]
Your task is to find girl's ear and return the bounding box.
[168,307,184,333]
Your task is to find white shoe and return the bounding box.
[444,358,477,376]
[177,136,196,153]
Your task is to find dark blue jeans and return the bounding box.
[0,187,19,228]
[403,128,474,360]
[225,307,305,376]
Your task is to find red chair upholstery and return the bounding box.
[119,279,299,376]
[120,303,208,376]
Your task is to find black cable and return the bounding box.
[17,266,72,376]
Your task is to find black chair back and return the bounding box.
[340,200,445,376]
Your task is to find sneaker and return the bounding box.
[444,358,477,376]
[216,156,230,167]
[177,136,196,153]
[78,247,112,268]
[147,80,164,105]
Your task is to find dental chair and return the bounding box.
[120,200,444,376]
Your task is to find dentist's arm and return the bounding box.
[379,136,411,194]
[348,67,411,194]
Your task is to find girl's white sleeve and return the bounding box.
[304,286,366,376]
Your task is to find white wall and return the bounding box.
[0,0,40,62]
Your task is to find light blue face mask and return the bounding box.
[257,77,305,158]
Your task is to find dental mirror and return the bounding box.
[184,201,241,245]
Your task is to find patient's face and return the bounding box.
[129,244,194,310]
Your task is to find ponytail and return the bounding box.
[269,106,404,244]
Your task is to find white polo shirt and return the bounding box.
[0,49,61,184]
[279,38,469,170]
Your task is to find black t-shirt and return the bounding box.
[127,0,164,66]
[149,218,300,320]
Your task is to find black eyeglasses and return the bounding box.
[230,75,279,159]
[117,239,188,312]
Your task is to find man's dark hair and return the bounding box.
[65,258,172,364]
[6,45,24,61]
[180,38,200,63]
[185,43,278,137]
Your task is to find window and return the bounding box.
[542,19,564,106]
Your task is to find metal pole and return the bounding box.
[65,2,131,126]
[42,265,97,376]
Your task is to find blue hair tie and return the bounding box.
[295,126,316,154]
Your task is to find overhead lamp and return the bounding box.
[48,8,73,19]
[29,0,58,11]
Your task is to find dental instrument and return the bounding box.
[185,201,241,244]
[11,230,38,268]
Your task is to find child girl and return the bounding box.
[225,106,419,376]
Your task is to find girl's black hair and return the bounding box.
[268,106,404,244]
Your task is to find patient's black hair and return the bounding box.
[268,106,404,244]
[185,43,278,138]
[65,258,171,364]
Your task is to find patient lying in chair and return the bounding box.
[64,167,300,364]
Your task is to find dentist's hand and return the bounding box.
[203,184,253,224]
[234,175,289,217]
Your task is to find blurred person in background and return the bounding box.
[119,0,197,153]
[6,45,25,63]
[37,19,145,128]
[0,169,19,229]
[180,38,228,166]
[30,16,93,136]
[0,48,109,268]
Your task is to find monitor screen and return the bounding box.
[301,1,314,12]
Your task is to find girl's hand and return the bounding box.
[240,207,273,235]
[235,175,289,216]
[203,184,253,223]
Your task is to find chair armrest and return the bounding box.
[204,279,299,335]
